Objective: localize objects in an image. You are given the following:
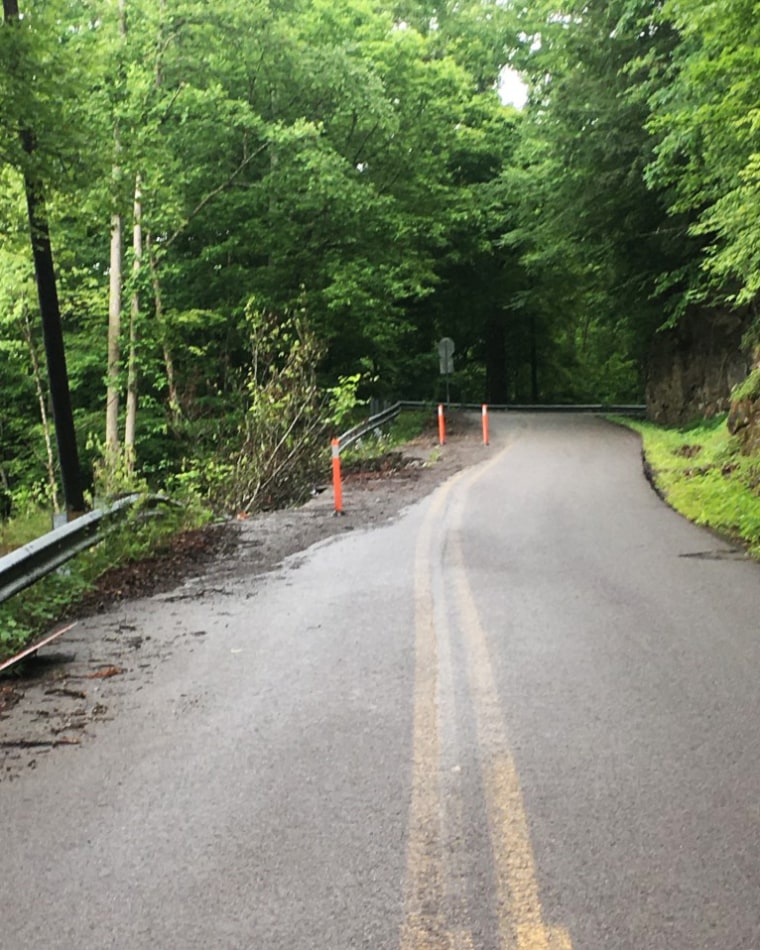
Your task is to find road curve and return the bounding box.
[2,412,760,949]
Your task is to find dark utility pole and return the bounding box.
[22,166,86,515]
[3,0,86,515]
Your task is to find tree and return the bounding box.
[647,0,760,325]
[1,0,87,513]
[499,0,699,401]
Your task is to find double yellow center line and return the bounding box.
[401,448,572,950]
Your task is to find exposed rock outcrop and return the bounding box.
[645,308,751,425]
[727,366,760,453]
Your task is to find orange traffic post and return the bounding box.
[482,403,490,446]
[331,438,344,515]
[438,403,446,445]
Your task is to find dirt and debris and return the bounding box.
[83,666,124,680]
[0,684,23,716]
[674,444,702,458]
[0,411,487,778]
[65,524,234,616]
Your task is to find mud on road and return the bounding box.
[0,412,488,780]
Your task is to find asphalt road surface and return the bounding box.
[3,413,760,949]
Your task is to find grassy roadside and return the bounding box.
[614,414,760,557]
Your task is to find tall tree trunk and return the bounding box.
[106,0,128,460]
[530,314,539,403]
[3,0,85,515]
[124,174,142,471]
[21,307,60,513]
[148,0,180,433]
[485,310,508,404]
[105,211,123,451]
[147,234,181,429]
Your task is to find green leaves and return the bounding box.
[643,0,760,311]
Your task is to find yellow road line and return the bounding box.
[401,438,571,949]
[401,485,458,950]
[547,928,573,950]
[449,457,571,950]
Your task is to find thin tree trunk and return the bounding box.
[106,0,128,462]
[124,173,142,471]
[146,234,181,429]
[144,0,179,435]
[21,307,60,513]
[105,211,123,451]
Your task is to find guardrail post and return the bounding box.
[482,403,490,446]
[331,438,344,515]
[438,403,446,446]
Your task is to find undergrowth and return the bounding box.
[0,508,52,554]
[338,409,433,467]
[615,413,760,556]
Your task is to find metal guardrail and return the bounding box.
[485,403,646,415]
[0,494,169,606]
[337,400,646,451]
[397,400,646,416]
[338,401,402,452]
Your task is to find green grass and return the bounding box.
[614,413,760,556]
[386,408,434,446]
[0,508,55,553]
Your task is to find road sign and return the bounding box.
[438,337,455,375]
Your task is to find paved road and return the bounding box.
[3,413,760,949]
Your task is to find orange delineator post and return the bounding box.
[438,403,446,445]
[482,403,490,446]
[331,438,343,514]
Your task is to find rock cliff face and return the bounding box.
[645,308,751,425]
[727,366,760,453]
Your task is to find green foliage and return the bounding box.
[325,373,369,432]
[0,506,52,551]
[645,0,760,313]
[15,0,760,523]
[386,409,431,446]
[88,434,150,503]
[3,0,524,514]
[504,0,691,402]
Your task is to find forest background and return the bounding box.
[2,0,760,519]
